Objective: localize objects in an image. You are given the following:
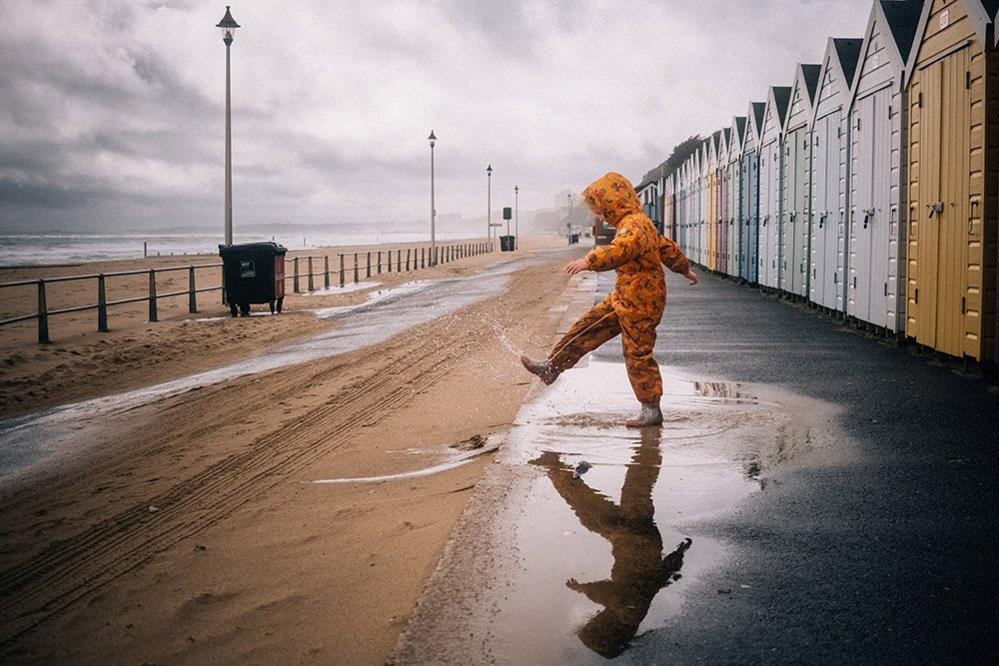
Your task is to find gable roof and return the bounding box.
[801,64,822,102]
[832,37,864,87]
[751,101,766,136]
[773,86,792,126]
[733,116,747,145]
[879,0,924,63]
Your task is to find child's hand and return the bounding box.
[684,270,699,285]
[565,258,589,275]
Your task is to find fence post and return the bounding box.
[353,253,359,283]
[397,249,402,272]
[188,267,197,314]
[148,269,158,322]
[339,254,345,287]
[421,247,425,269]
[324,255,330,289]
[366,252,371,278]
[37,279,49,344]
[294,257,300,293]
[308,256,315,292]
[377,250,382,275]
[96,273,109,331]
[406,248,410,271]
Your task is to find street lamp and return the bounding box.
[217,5,240,246]
[486,164,493,243]
[514,185,519,251]
[428,130,437,266]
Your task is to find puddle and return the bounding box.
[301,280,380,296]
[395,359,832,663]
[0,253,560,483]
[310,440,500,484]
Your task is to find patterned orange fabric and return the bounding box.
[550,172,690,403]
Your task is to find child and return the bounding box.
[521,172,697,427]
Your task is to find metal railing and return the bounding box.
[0,241,496,343]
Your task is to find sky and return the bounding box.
[0,0,875,234]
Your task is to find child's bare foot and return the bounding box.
[626,402,663,428]
[520,356,559,385]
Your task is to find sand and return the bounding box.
[0,234,586,663]
[0,237,549,419]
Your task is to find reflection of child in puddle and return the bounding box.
[530,428,691,658]
[521,172,697,427]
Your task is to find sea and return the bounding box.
[0,228,479,267]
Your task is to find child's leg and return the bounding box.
[619,316,662,404]
[548,300,620,373]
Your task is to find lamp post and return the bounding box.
[514,185,519,251]
[428,130,437,266]
[566,192,573,238]
[217,6,240,246]
[486,165,493,243]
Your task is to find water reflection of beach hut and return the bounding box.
[847,0,922,332]
[727,117,747,277]
[759,85,792,290]
[809,37,863,313]
[741,102,766,283]
[905,0,999,360]
[781,63,822,298]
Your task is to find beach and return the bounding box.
[0,233,582,663]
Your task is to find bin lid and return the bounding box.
[219,241,288,257]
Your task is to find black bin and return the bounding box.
[568,233,579,245]
[218,242,287,317]
[500,235,516,252]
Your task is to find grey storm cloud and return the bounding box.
[0,0,873,234]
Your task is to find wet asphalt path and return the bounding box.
[619,270,999,664]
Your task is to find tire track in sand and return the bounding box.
[0,264,559,652]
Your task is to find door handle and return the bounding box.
[863,208,875,229]
[928,201,943,219]
[970,199,979,235]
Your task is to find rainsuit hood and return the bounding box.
[582,172,643,227]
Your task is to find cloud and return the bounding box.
[0,0,873,233]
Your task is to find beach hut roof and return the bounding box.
[832,38,864,88]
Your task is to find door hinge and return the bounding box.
[915,288,919,304]
[888,104,893,118]
[834,272,838,284]
[966,71,971,89]
[961,296,966,314]
[838,126,843,138]
[884,282,888,296]
[853,276,857,289]
[918,92,923,108]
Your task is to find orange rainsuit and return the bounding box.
[548,172,690,403]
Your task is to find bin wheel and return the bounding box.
[239,303,250,317]
[277,297,284,313]
[229,303,238,318]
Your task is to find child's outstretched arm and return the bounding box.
[658,235,698,285]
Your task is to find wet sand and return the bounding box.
[0,237,544,419]
[0,235,581,663]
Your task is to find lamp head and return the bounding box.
[428,130,437,148]
[217,6,240,44]
[486,164,493,175]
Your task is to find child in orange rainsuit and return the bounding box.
[521,172,697,427]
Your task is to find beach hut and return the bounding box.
[699,139,711,267]
[707,132,720,270]
[728,117,747,277]
[663,171,676,238]
[759,85,793,289]
[809,37,864,313]
[741,102,767,283]
[847,0,923,332]
[717,129,731,273]
[905,0,999,360]
[677,163,688,253]
[781,63,822,297]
